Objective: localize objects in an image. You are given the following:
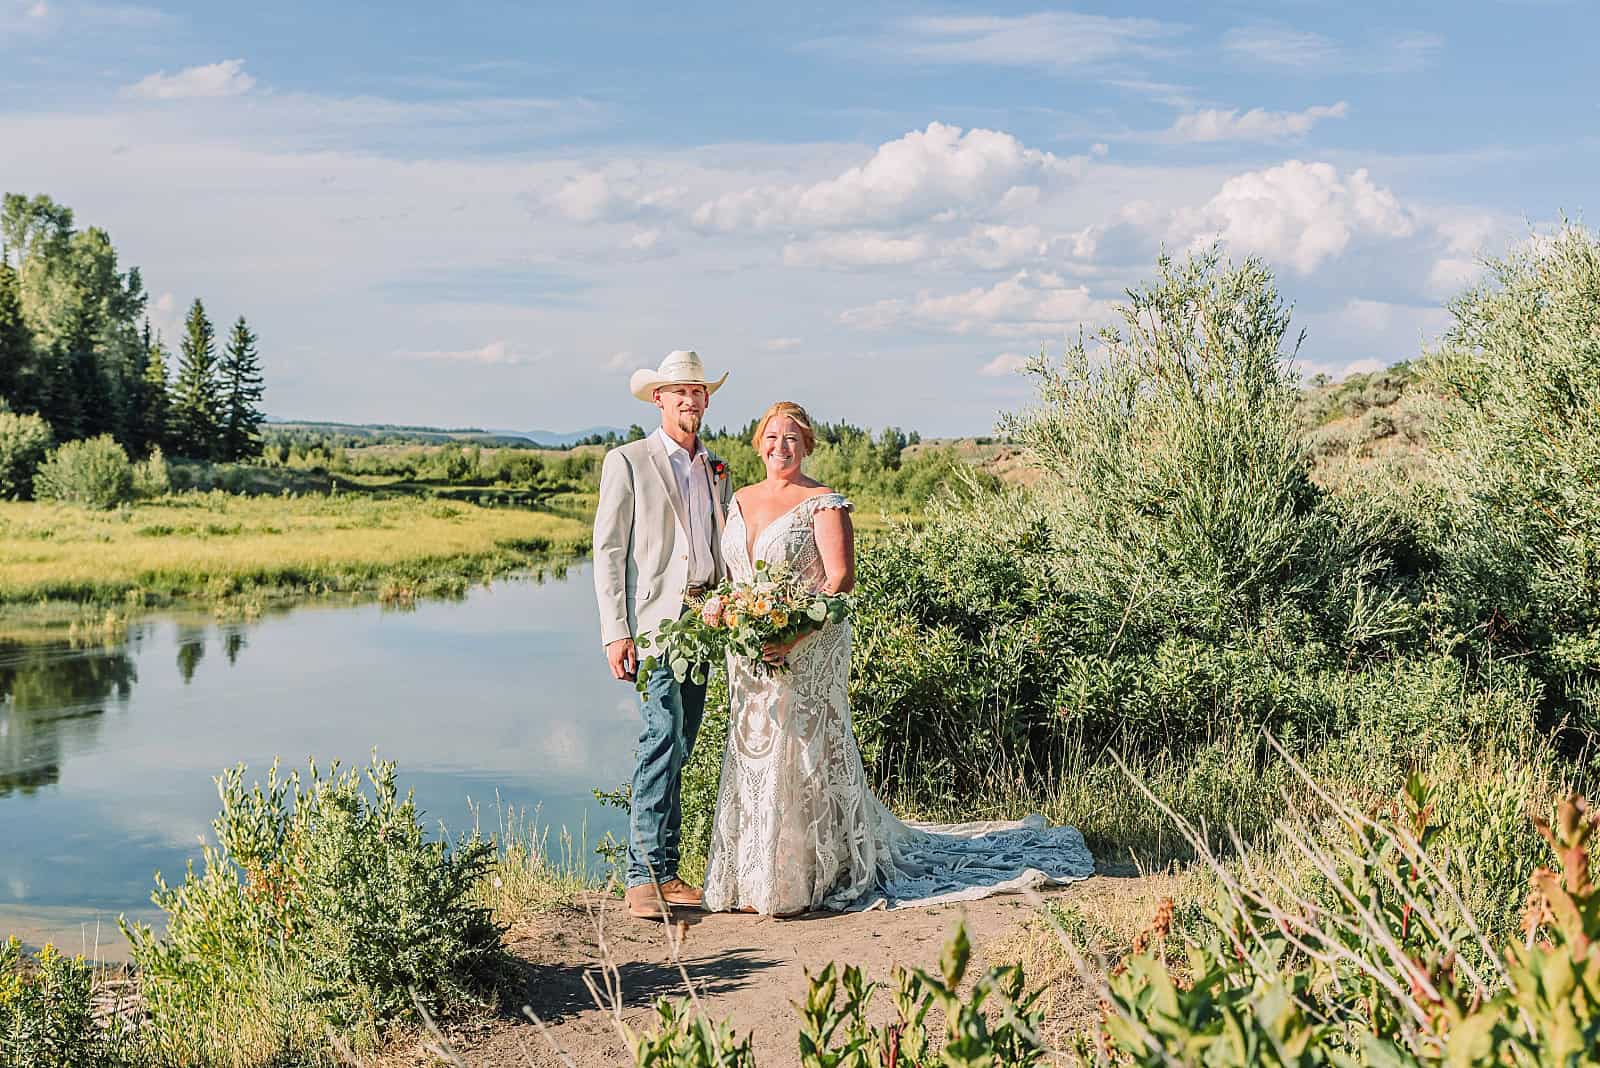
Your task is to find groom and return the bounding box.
[593,350,734,918]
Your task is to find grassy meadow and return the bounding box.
[0,490,593,620]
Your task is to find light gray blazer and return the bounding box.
[592,434,734,647]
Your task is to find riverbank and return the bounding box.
[0,492,594,634]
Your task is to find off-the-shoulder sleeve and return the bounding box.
[808,492,854,514]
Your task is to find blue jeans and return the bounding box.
[627,665,707,887]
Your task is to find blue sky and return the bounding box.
[2,1,1596,435]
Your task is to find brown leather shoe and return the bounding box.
[624,883,668,919]
[658,878,703,907]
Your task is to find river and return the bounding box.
[0,565,635,959]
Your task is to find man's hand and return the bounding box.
[606,637,639,682]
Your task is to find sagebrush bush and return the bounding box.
[32,434,133,508]
[121,757,499,1065]
[1002,249,1398,652]
[1427,223,1600,746]
[131,445,171,497]
[0,407,52,500]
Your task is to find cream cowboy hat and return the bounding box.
[629,350,729,403]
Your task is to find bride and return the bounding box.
[702,401,1094,915]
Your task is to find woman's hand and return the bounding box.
[762,635,801,666]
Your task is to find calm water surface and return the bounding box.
[0,565,635,957]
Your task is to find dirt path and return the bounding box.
[448,875,1156,1068]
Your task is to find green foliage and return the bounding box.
[628,999,757,1068]
[0,191,235,460]
[121,756,500,1064]
[0,261,30,401]
[0,405,52,498]
[32,434,133,508]
[1090,781,1600,1067]
[624,922,1043,1068]
[1427,224,1600,740]
[171,298,220,460]
[0,939,124,1068]
[217,316,264,462]
[131,444,171,497]
[1002,249,1393,650]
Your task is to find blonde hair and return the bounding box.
[752,401,816,454]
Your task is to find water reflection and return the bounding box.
[0,643,138,795]
[0,565,637,954]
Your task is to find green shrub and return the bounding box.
[121,756,500,1064]
[1427,223,1600,744]
[1087,779,1600,1067]
[32,435,133,509]
[0,939,123,1068]
[0,408,52,499]
[131,445,171,497]
[1002,249,1399,651]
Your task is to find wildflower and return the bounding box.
[769,608,789,629]
[700,596,725,627]
[751,595,773,617]
[725,612,742,630]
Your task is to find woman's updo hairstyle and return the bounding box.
[751,401,817,455]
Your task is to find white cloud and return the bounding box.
[978,352,1031,376]
[692,122,1082,232]
[1176,160,1416,273]
[1222,25,1441,73]
[857,12,1177,71]
[1165,102,1348,143]
[548,166,685,223]
[782,232,929,268]
[762,337,801,352]
[126,59,256,101]
[603,350,633,370]
[841,270,1116,339]
[401,340,538,366]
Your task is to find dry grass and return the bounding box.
[0,491,592,608]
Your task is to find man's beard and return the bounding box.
[675,410,703,435]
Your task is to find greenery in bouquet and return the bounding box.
[636,560,850,692]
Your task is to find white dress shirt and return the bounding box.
[654,427,717,586]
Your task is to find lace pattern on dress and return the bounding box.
[702,491,1093,914]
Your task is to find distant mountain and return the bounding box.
[487,426,629,447]
[265,418,628,449]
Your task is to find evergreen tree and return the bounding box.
[139,326,172,454]
[217,316,264,461]
[172,298,219,458]
[0,261,29,404]
[125,318,171,456]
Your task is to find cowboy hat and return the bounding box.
[629,350,729,402]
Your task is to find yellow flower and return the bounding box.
[725,612,742,630]
[751,595,773,617]
[769,608,789,629]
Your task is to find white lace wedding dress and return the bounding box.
[702,492,1095,914]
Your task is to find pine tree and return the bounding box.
[127,318,171,455]
[217,316,264,461]
[172,298,219,459]
[0,261,29,405]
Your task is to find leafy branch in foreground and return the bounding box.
[1074,748,1599,1066]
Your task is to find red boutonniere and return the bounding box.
[712,460,728,480]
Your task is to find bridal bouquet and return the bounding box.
[635,560,850,693]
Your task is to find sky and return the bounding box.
[1,1,1596,436]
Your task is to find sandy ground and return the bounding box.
[438,874,1154,1068]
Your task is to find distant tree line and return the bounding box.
[0,192,265,462]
